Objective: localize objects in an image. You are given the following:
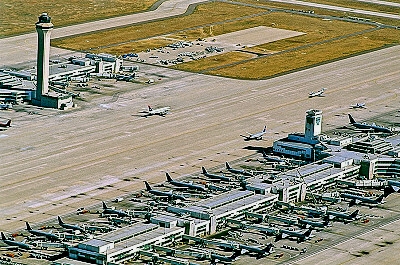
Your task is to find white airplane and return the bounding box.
[350,103,366,109]
[309,88,326,98]
[240,125,267,141]
[141,105,170,117]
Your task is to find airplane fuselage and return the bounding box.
[27,229,58,241]
[149,189,186,201]
[202,167,231,182]
[341,193,384,205]
[169,180,207,192]
[1,233,31,250]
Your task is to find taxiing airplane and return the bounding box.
[201,167,231,182]
[350,103,366,109]
[309,88,326,98]
[166,172,207,192]
[326,209,359,222]
[225,162,253,177]
[348,114,392,134]
[144,181,186,201]
[58,216,85,232]
[340,193,385,207]
[1,232,31,250]
[141,105,170,117]
[102,202,129,217]
[278,227,313,243]
[25,222,59,241]
[240,126,267,141]
[0,119,11,128]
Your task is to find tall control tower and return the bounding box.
[304,109,322,143]
[35,13,53,102]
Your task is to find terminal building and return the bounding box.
[53,109,400,265]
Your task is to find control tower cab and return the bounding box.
[304,109,322,144]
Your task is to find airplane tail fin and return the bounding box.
[350,209,359,218]
[225,162,231,170]
[262,125,267,132]
[57,216,64,225]
[201,166,208,175]
[144,181,152,191]
[166,172,173,182]
[348,114,356,124]
[231,249,241,260]
[384,186,397,197]
[102,201,108,209]
[304,227,313,237]
[376,194,385,203]
[1,232,6,241]
[263,243,274,253]
[6,120,11,127]
[148,105,153,111]
[25,222,32,231]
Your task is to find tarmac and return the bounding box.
[0,0,400,264]
[1,45,399,234]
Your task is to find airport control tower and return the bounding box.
[35,13,53,102]
[304,109,322,144]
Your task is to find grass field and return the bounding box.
[0,0,157,37]
[51,2,263,52]
[14,0,400,80]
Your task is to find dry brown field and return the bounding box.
[0,0,157,37]
[50,1,400,80]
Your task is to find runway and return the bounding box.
[0,45,399,232]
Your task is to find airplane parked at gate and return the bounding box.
[141,105,170,117]
[210,251,241,263]
[166,172,207,192]
[225,162,253,177]
[278,227,313,243]
[326,209,359,222]
[348,114,392,134]
[297,217,330,229]
[1,232,32,250]
[309,88,326,98]
[144,181,186,201]
[350,103,366,109]
[58,216,85,232]
[25,222,59,241]
[240,126,267,140]
[238,243,274,258]
[102,202,129,217]
[0,119,11,128]
[201,167,231,182]
[340,193,386,207]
